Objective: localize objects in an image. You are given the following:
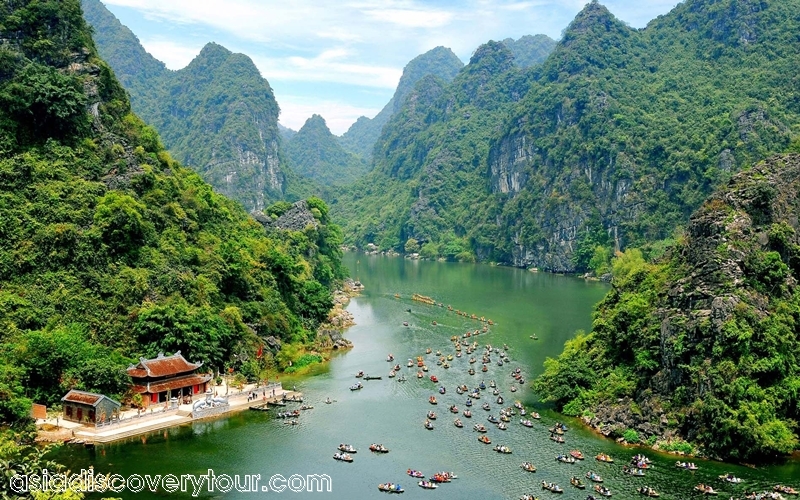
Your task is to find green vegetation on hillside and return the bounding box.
[0,0,345,428]
[502,34,557,68]
[334,0,800,270]
[534,155,800,462]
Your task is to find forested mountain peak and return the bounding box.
[82,2,290,212]
[339,45,464,160]
[391,46,463,114]
[287,114,368,186]
[501,34,557,68]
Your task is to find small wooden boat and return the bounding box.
[355,371,364,378]
[388,370,396,378]
[594,484,612,497]
[397,374,407,382]
[426,348,432,354]
[718,474,743,484]
[510,385,518,392]
[416,371,424,378]
[333,452,353,462]
[454,418,463,428]
[473,423,487,432]
[429,396,437,405]
[520,419,534,427]
[424,420,434,430]
[370,444,390,453]
[638,486,660,497]
[364,375,382,380]
[403,321,409,326]
[520,462,536,472]
[407,469,424,478]
[541,481,563,493]
[378,483,404,493]
[556,455,576,464]
[530,412,541,419]
[468,368,475,375]
[407,359,414,367]
[422,365,429,372]
[418,481,437,490]
[570,476,586,489]
[623,466,645,476]
[430,375,438,383]
[386,354,394,362]
[570,450,584,460]
[694,484,718,495]
[463,410,472,418]
[487,415,499,424]
[497,422,507,430]
[493,444,512,454]
[675,461,698,470]
[586,471,603,483]
[478,435,491,444]
[338,444,357,453]
[496,396,504,404]
[481,364,488,372]
[426,411,437,420]
[449,405,459,413]
[550,434,565,443]
[595,453,614,463]
[548,427,564,435]
[774,485,800,495]
[482,403,491,411]
[350,382,363,391]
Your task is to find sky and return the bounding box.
[99,0,682,135]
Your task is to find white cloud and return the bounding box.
[277,96,382,135]
[361,8,454,28]
[252,53,401,90]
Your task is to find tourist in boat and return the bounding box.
[570,476,585,489]
[454,418,463,428]
[594,484,611,497]
[429,395,437,405]
[427,410,437,420]
[356,370,364,378]
[438,386,446,394]
[424,419,434,430]
[418,481,437,489]
[338,443,357,453]
[407,469,424,478]
[482,402,491,411]
[586,471,603,483]
[325,397,332,404]
[521,462,536,472]
[463,409,472,418]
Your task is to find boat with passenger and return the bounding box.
[586,471,603,483]
[426,411,437,420]
[333,452,353,462]
[454,418,463,428]
[520,419,534,427]
[350,382,363,391]
[556,454,576,464]
[595,453,614,463]
[370,444,390,453]
[675,461,698,470]
[424,419,434,430]
[338,444,357,453]
[623,465,645,476]
[482,403,491,411]
[520,462,536,472]
[417,481,437,490]
[570,476,585,489]
[378,483,404,493]
[477,435,491,444]
[694,484,718,495]
[594,484,612,497]
[429,396,437,405]
[550,433,565,443]
[473,423,487,432]
[463,409,472,418]
[570,450,584,460]
[493,444,512,454]
[541,481,563,493]
[638,486,660,497]
[718,473,743,484]
[774,485,800,495]
[407,469,424,478]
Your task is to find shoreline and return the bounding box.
[36,279,363,446]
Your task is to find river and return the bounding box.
[55,253,799,499]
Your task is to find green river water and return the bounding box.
[55,253,799,499]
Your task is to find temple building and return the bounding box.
[61,390,121,424]
[127,351,212,407]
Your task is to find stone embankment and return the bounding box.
[315,278,362,350]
